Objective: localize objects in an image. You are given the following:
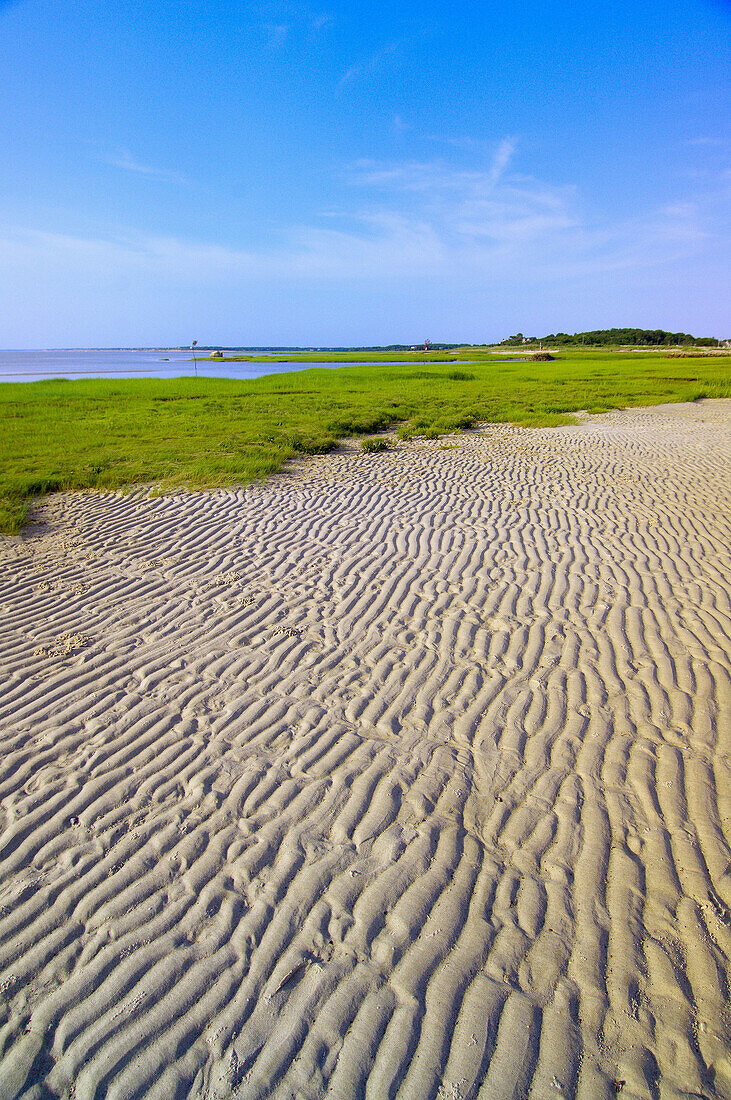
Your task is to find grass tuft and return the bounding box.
[360,437,390,454]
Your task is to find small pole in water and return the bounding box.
[191,339,198,376]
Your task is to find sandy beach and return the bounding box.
[0,400,729,1099]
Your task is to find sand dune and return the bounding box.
[0,400,729,1099]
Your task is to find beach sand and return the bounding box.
[0,400,729,1099]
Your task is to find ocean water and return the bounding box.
[0,349,358,382]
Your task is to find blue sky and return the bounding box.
[1,0,729,346]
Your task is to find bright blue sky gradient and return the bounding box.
[1,0,729,346]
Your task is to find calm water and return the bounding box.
[0,349,367,382]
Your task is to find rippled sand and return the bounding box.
[0,401,729,1099]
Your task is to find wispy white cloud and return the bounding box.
[263,21,290,46]
[339,40,401,88]
[0,195,705,293]
[337,142,724,278]
[347,159,489,194]
[106,150,186,184]
[309,11,332,30]
[347,142,520,198]
[684,136,727,147]
[489,138,517,186]
[1,163,726,347]
[427,134,484,151]
[257,3,332,44]
[338,147,723,281]
[2,142,724,299]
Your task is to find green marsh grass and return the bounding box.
[360,438,390,454]
[1,348,729,532]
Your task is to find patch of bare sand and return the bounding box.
[0,400,729,1099]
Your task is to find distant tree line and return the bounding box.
[500,329,723,347]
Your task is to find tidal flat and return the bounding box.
[0,400,729,1096]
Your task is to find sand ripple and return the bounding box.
[0,401,729,1099]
